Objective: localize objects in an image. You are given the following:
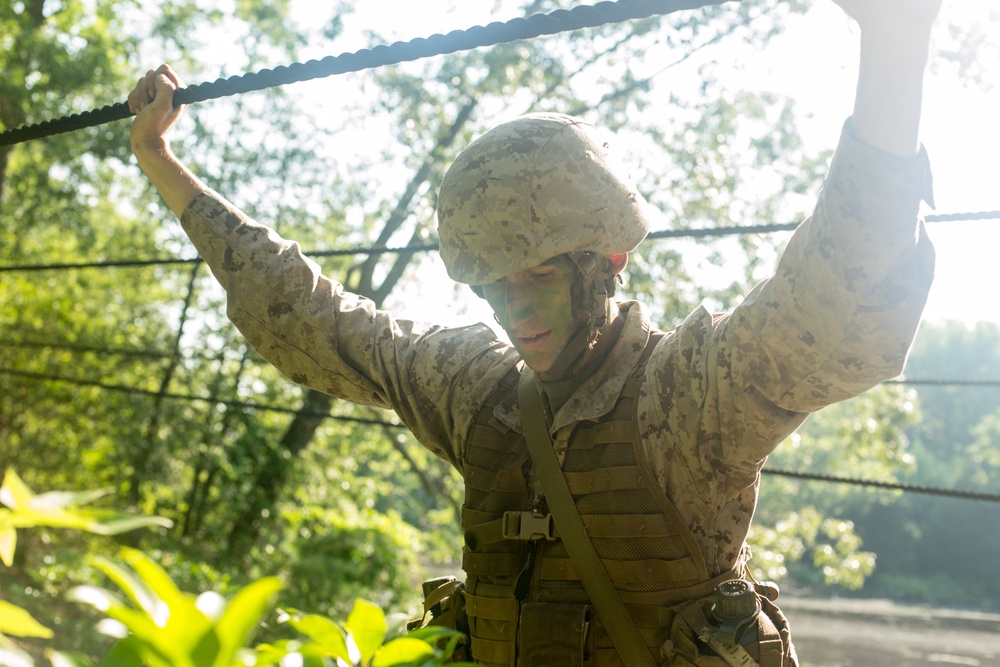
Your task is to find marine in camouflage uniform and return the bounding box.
[127,1,942,663]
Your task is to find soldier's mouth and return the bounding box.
[517,331,551,349]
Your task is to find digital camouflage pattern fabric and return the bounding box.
[437,113,651,286]
[178,121,934,664]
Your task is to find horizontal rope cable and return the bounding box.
[885,378,1000,387]
[2,365,997,502]
[6,341,1000,389]
[0,367,399,428]
[0,0,730,147]
[2,211,996,274]
[923,210,1000,222]
[763,468,1000,503]
[0,337,239,364]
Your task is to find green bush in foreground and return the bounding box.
[0,469,472,667]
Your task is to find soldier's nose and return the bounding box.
[504,288,536,325]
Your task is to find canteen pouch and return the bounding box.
[661,587,796,667]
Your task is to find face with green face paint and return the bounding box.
[480,255,586,373]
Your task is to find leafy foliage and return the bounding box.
[67,549,282,667]
[848,322,1000,605]
[260,602,473,667]
[0,470,170,666]
[752,384,920,592]
[0,471,469,667]
[0,470,172,567]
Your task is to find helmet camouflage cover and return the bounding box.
[436,112,651,285]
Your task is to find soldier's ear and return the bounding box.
[607,253,628,276]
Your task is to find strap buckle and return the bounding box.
[502,511,556,541]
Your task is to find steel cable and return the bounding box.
[763,468,1000,503]
[3,364,997,503]
[6,340,1000,391]
[0,366,399,428]
[2,211,997,274]
[0,0,732,147]
[5,339,1000,391]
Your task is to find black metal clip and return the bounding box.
[502,510,556,541]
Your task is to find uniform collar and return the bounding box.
[493,301,650,434]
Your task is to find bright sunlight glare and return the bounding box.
[282,0,999,331]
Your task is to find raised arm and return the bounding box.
[835,0,942,156]
[124,64,520,470]
[128,64,205,217]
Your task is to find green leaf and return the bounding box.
[118,548,184,610]
[3,507,171,535]
[102,637,149,667]
[91,604,157,640]
[370,638,435,667]
[344,600,386,663]
[47,650,96,667]
[290,644,336,667]
[0,599,53,638]
[80,512,174,535]
[252,641,332,667]
[166,606,216,660]
[66,585,126,614]
[89,556,157,615]
[0,470,34,511]
[213,577,282,660]
[250,640,294,665]
[0,471,171,538]
[404,626,463,644]
[282,613,349,658]
[67,583,183,665]
[99,607,178,667]
[31,488,113,510]
[190,626,221,667]
[2,509,92,531]
[0,526,15,567]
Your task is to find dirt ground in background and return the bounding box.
[780,597,1000,666]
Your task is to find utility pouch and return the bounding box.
[517,602,591,667]
[407,576,471,662]
[661,580,797,667]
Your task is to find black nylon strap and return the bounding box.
[517,368,658,667]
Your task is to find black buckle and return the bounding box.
[502,511,556,541]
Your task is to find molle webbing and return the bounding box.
[459,332,720,665]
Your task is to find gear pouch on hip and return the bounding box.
[517,602,590,666]
[663,592,795,667]
[406,576,471,663]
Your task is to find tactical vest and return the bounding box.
[459,339,756,666]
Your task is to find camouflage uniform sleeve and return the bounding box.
[729,121,936,419]
[643,122,935,566]
[178,191,518,470]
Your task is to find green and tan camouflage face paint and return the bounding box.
[481,255,586,373]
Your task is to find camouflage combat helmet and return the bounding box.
[437,112,651,286]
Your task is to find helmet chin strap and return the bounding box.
[537,252,616,383]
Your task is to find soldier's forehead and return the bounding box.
[487,255,574,285]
